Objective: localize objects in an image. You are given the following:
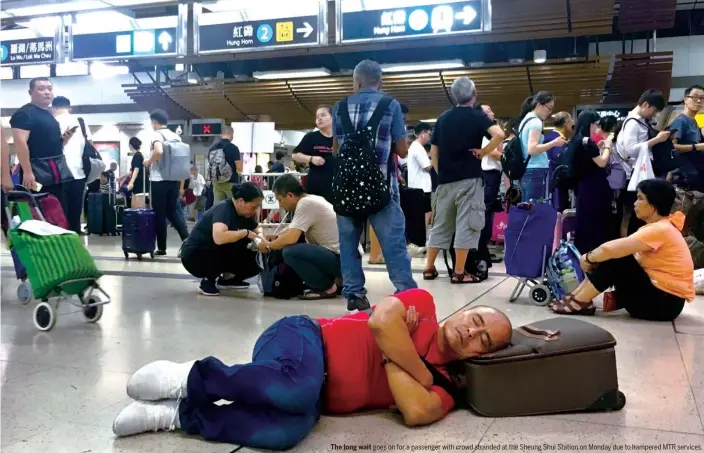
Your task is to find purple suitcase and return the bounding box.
[121,208,156,259]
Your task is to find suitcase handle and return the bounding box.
[516,325,561,341]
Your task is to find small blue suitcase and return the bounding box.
[122,208,156,260]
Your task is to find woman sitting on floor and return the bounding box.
[550,179,695,321]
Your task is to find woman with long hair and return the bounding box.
[516,92,567,201]
[570,109,616,253]
[291,105,335,203]
[127,137,149,209]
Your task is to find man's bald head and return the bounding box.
[442,306,513,359]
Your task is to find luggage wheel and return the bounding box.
[149,252,154,259]
[17,281,33,305]
[587,390,626,412]
[78,285,109,324]
[123,251,129,259]
[137,253,143,260]
[33,302,56,331]
[529,284,552,306]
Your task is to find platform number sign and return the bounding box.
[257,24,274,44]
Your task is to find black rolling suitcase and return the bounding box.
[87,192,104,235]
[464,318,626,417]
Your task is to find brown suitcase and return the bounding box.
[464,317,626,417]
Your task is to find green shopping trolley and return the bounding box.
[3,190,111,331]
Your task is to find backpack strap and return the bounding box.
[338,98,355,136]
[365,96,394,135]
[77,117,89,140]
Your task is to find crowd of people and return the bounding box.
[2,60,701,452]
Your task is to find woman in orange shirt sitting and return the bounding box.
[550,179,695,321]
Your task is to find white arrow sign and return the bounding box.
[296,22,314,39]
[158,31,172,51]
[455,6,477,25]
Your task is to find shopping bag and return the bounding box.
[627,148,655,192]
[491,211,509,243]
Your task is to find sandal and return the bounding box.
[300,287,338,301]
[550,294,596,316]
[423,267,439,281]
[451,272,482,284]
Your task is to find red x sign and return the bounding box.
[202,125,211,134]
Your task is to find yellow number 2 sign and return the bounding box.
[276,22,294,42]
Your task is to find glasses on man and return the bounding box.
[687,96,704,103]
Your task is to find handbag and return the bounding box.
[627,147,654,192]
[607,144,628,190]
[30,155,74,187]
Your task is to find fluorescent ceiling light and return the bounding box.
[20,65,50,79]
[252,68,330,80]
[91,62,129,79]
[175,63,185,71]
[534,50,547,64]
[15,16,62,35]
[381,60,465,73]
[0,67,14,80]
[56,62,89,77]
[421,118,438,122]
[187,71,200,84]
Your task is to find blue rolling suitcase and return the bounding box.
[122,209,156,260]
[87,192,104,235]
[122,175,156,260]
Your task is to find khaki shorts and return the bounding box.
[427,178,485,250]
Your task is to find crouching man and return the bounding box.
[112,289,512,450]
[260,174,343,300]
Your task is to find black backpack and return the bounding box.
[332,96,393,218]
[78,117,104,183]
[258,249,304,299]
[622,117,678,177]
[501,117,538,181]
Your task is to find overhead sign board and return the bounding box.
[194,1,326,55]
[71,28,177,61]
[1,37,58,66]
[337,0,490,44]
[191,121,223,136]
[575,105,633,120]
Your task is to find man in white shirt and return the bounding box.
[615,89,671,235]
[53,96,91,234]
[406,123,434,248]
[189,166,206,221]
[143,109,189,256]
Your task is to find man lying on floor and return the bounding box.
[112,289,512,450]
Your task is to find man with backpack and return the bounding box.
[331,59,416,311]
[143,109,190,256]
[208,126,242,203]
[52,96,92,234]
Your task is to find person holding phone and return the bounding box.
[614,89,671,235]
[11,78,77,218]
[53,96,91,234]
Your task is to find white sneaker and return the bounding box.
[113,400,180,437]
[407,244,426,258]
[126,360,195,401]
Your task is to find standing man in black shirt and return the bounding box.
[209,126,242,203]
[292,105,335,203]
[422,77,505,284]
[10,77,76,208]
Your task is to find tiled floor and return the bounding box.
[1,234,703,453]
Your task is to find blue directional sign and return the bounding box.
[71,28,177,61]
[338,0,488,44]
[197,15,320,54]
[0,37,58,65]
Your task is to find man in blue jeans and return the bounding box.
[332,59,417,311]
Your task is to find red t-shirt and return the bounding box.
[317,289,456,416]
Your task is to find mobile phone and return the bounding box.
[668,128,678,135]
[34,182,43,192]
[69,125,79,133]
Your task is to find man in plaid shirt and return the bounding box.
[332,60,417,311]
